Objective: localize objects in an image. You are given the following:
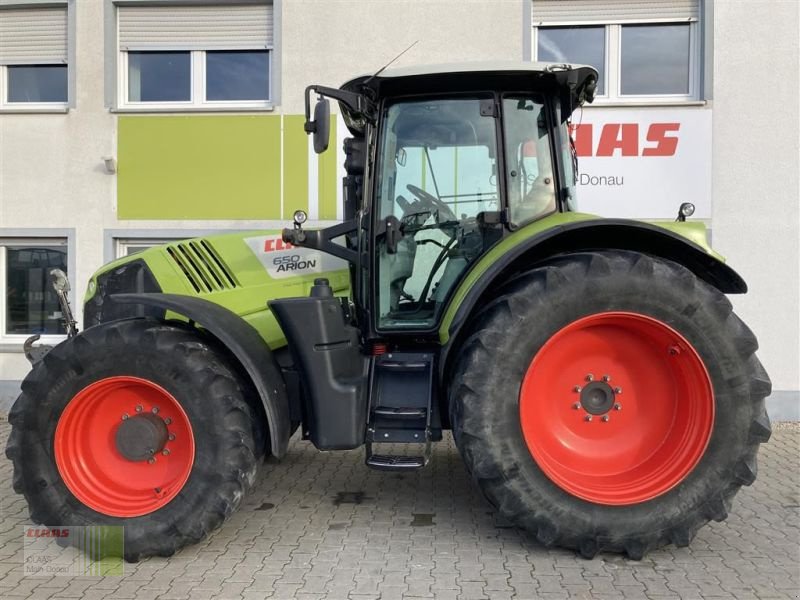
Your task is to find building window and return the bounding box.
[128,51,191,103]
[538,26,606,95]
[1,240,68,340]
[205,51,270,101]
[0,6,69,109]
[532,0,700,102]
[115,238,179,258]
[620,24,691,95]
[117,3,274,110]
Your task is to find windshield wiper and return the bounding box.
[402,219,461,235]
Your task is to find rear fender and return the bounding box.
[439,219,747,380]
[111,293,291,457]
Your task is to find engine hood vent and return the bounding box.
[166,239,238,294]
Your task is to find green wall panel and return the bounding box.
[118,115,282,220]
[282,114,308,219]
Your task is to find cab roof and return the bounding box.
[344,60,595,82]
[339,61,598,134]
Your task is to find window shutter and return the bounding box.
[532,0,699,24]
[0,8,68,65]
[118,4,274,51]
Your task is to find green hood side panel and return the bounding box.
[85,230,350,350]
[437,213,720,343]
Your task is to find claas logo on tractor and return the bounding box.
[263,239,294,252]
[6,62,770,564]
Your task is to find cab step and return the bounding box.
[365,451,426,471]
[372,406,427,419]
[365,351,435,471]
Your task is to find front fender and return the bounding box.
[111,293,291,458]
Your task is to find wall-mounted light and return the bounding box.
[102,156,117,174]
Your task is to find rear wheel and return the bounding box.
[450,251,771,559]
[6,318,264,561]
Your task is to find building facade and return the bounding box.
[0,0,798,416]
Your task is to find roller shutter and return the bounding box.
[532,0,699,24]
[119,4,273,51]
[0,7,68,65]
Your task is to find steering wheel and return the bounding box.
[405,184,458,222]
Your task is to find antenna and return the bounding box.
[363,40,419,86]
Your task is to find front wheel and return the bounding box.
[450,251,771,559]
[6,318,264,561]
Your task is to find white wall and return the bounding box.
[280,0,524,114]
[0,3,113,321]
[1,3,111,378]
[711,0,800,393]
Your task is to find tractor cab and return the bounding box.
[284,62,597,334]
[273,62,599,466]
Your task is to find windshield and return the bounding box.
[377,99,499,221]
[374,98,500,330]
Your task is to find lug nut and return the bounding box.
[573,385,582,393]
[147,457,156,464]
[602,375,611,382]
[121,413,129,420]
[152,407,159,414]
[168,433,176,441]
[614,403,622,411]
[135,405,143,413]
[584,415,593,422]
[586,374,594,382]
[614,387,623,394]
[602,415,610,422]
[162,449,170,456]
[573,402,581,410]
[164,417,172,425]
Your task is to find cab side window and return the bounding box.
[503,98,557,226]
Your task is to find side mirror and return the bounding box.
[304,97,330,154]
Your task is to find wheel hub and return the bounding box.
[579,381,616,415]
[115,413,169,461]
[519,312,715,505]
[54,376,195,517]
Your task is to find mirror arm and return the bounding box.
[282,219,360,264]
[304,85,373,130]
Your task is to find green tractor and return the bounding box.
[6,62,771,561]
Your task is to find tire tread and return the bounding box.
[5,318,263,562]
[449,250,770,559]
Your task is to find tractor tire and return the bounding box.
[5,318,264,562]
[449,250,771,559]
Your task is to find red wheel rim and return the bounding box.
[520,312,714,505]
[54,376,195,517]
